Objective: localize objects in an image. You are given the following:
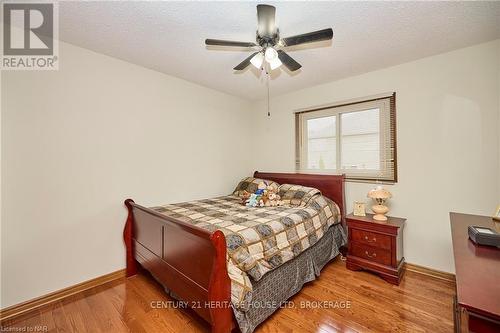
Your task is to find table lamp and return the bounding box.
[367,185,392,221]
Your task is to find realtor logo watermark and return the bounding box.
[1,1,58,70]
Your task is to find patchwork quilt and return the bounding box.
[151,189,341,310]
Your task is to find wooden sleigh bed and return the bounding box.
[123,171,346,333]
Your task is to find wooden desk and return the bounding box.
[450,212,500,332]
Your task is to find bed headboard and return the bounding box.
[253,171,346,224]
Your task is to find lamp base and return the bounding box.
[373,214,388,221]
[372,204,389,222]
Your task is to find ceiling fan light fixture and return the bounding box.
[269,57,282,70]
[264,47,278,62]
[250,52,264,69]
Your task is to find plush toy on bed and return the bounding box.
[246,193,260,207]
[240,182,266,206]
[259,183,283,207]
[255,181,267,195]
[240,190,251,202]
[240,181,283,207]
[267,192,282,206]
[258,193,269,207]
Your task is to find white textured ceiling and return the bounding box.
[59,1,500,100]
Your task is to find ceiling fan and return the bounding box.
[205,4,333,72]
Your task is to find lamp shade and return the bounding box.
[264,47,278,62]
[250,52,264,69]
[269,57,282,70]
[367,186,392,200]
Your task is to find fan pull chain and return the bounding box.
[266,68,270,117]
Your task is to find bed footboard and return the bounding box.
[124,199,233,333]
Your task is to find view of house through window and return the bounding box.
[306,115,336,170]
[341,108,380,170]
[297,94,396,182]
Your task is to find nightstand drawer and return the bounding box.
[351,229,391,250]
[351,243,391,266]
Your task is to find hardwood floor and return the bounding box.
[1,258,456,332]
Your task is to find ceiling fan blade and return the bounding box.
[280,28,333,47]
[257,4,276,37]
[205,39,256,47]
[277,50,302,71]
[234,52,259,70]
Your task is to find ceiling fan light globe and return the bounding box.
[250,52,264,69]
[264,47,278,62]
[269,57,282,70]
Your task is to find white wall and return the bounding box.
[250,40,500,273]
[1,41,253,308]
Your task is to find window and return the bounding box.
[296,93,397,182]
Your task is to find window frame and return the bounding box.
[295,93,397,183]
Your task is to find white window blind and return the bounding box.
[296,93,397,182]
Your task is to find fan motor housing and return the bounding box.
[257,30,279,47]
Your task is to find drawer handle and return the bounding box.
[364,235,377,242]
[365,250,376,258]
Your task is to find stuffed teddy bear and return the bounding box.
[258,193,270,207]
[267,192,279,206]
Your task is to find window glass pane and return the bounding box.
[341,109,380,170]
[307,116,336,170]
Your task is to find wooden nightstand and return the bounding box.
[346,213,406,285]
